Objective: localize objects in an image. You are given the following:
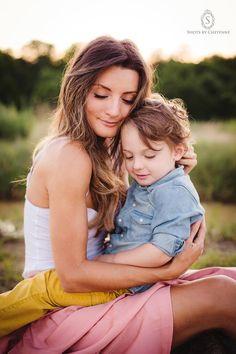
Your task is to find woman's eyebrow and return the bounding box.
[94,83,137,94]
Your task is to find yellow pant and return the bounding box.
[0,269,128,337]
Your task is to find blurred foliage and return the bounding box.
[0,139,32,199]
[0,52,35,108]
[219,119,236,133]
[190,142,236,202]
[152,56,236,120]
[0,104,34,139]
[0,40,82,109]
[22,40,55,62]
[203,202,236,243]
[0,201,24,230]
[0,40,235,120]
[0,239,22,292]
[62,43,82,64]
[33,65,62,105]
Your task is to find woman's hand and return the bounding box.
[164,218,206,280]
[178,145,197,174]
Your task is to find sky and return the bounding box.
[0,0,235,62]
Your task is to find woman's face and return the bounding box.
[85,65,139,138]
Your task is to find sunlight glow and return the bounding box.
[0,0,235,61]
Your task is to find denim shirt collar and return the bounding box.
[134,166,185,192]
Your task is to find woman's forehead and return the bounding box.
[95,66,139,93]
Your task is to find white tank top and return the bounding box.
[23,137,104,278]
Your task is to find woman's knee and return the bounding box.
[171,275,236,345]
[172,275,236,323]
[204,275,236,315]
[206,275,236,297]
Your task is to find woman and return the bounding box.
[0,36,235,353]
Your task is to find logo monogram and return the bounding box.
[201,10,215,29]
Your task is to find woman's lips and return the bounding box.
[99,119,120,127]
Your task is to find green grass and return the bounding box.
[191,120,236,146]
[204,202,236,243]
[190,142,236,203]
[220,119,236,134]
[192,250,236,269]
[0,239,22,292]
[0,201,24,230]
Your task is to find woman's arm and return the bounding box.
[47,143,204,292]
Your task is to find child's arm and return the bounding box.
[96,245,172,267]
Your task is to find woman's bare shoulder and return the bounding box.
[41,139,92,190]
[43,139,91,167]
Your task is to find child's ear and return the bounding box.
[173,144,186,161]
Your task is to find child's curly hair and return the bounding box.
[123,94,192,151]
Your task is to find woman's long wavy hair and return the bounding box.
[34,36,151,232]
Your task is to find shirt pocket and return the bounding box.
[130,210,153,240]
[131,210,153,225]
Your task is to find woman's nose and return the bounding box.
[105,98,121,118]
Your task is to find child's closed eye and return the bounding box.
[145,155,156,159]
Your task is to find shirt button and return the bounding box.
[118,218,122,223]
[140,218,143,222]
[109,244,113,248]
[132,203,136,207]
[120,234,124,238]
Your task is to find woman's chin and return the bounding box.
[95,127,119,139]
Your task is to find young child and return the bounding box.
[98,96,204,293]
[0,96,204,336]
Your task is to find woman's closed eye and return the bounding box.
[124,155,133,160]
[94,93,108,99]
[94,94,135,105]
[122,98,135,105]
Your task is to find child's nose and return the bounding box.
[133,158,143,170]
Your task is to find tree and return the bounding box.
[21,40,55,62]
[152,56,236,120]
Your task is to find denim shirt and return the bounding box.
[105,166,205,293]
